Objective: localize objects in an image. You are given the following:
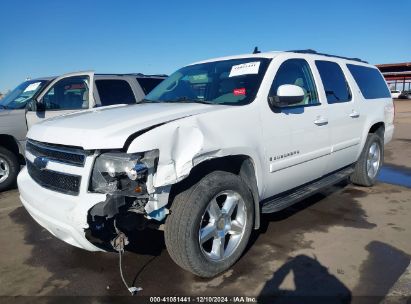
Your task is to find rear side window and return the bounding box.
[315,61,351,104]
[95,80,136,106]
[137,78,164,94]
[347,64,390,99]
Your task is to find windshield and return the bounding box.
[0,80,48,109]
[145,58,271,105]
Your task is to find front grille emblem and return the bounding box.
[33,157,49,171]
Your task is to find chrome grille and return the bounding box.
[26,161,82,195]
[26,140,86,167]
[25,139,88,195]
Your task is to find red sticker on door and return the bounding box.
[233,88,246,96]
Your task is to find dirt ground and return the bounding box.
[0,100,410,303]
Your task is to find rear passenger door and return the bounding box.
[314,61,364,172]
[261,58,331,197]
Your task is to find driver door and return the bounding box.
[26,71,95,129]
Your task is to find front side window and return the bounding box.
[96,79,136,106]
[0,80,47,109]
[315,61,351,104]
[144,58,271,105]
[269,59,319,107]
[347,64,391,99]
[42,76,90,110]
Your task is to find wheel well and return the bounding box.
[0,135,25,165]
[168,155,261,229]
[369,122,385,137]
[0,135,20,156]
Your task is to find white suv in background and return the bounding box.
[0,72,165,191]
[18,50,394,278]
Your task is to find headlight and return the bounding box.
[90,150,158,194]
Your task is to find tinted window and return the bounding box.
[137,78,164,94]
[43,76,89,110]
[315,61,351,104]
[347,64,390,99]
[96,80,136,106]
[270,59,319,107]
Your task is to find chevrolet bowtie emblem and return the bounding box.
[33,156,49,171]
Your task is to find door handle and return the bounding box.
[349,111,360,118]
[314,116,328,126]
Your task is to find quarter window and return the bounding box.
[347,64,391,99]
[42,76,90,110]
[95,80,136,106]
[270,59,319,107]
[315,61,351,104]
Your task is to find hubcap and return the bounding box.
[0,157,10,183]
[367,142,381,179]
[198,190,247,261]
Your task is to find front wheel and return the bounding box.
[0,147,19,192]
[350,133,384,187]
[165,171,254,278]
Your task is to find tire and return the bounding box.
[165,171,254,278]
[350,133,384,187]
[0,147,19,191]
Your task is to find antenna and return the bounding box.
[253,47,261,54]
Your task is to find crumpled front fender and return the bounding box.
[126,107,265,193]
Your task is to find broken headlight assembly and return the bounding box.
[90,150,158,195]
[86,149,164,253]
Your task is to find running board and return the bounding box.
[261,166,354,214]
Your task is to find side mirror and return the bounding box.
[268,84,305,108]
[35,97,45,112]
[26,99,36,112]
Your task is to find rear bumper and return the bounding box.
[17,167,106,251]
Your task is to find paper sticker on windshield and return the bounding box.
[229,61,260,77]
[24,82,41,92]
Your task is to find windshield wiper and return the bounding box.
[166,97,215,105]
[139,99,163,104]
[0,105,8,109]
[139,97,216,105]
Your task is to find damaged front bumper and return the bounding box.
[18,165,169,252]
[18,144,172,252]
[18,167,105,251]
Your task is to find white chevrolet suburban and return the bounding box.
[18,50,394,278]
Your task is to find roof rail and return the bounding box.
[95,73,168,78]
[130,73,168,78]
[287,49,368,64]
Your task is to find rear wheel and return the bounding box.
[165,171,254,278]
[0,147,19,191]
[350,133,383,187]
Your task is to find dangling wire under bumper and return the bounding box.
[111,220,143,296]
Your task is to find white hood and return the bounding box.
[28,103,221,149]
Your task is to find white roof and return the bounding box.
[189,50,372,68]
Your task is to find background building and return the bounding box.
[376,62,411,92]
